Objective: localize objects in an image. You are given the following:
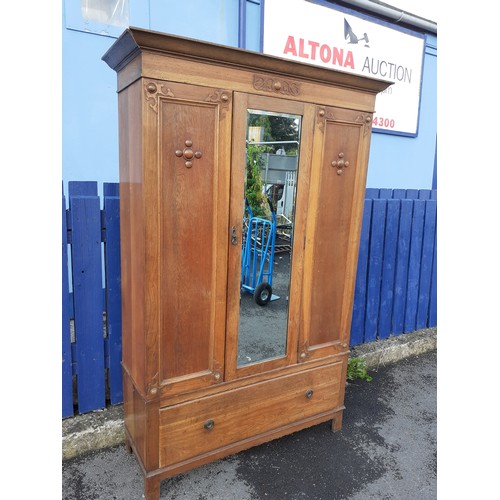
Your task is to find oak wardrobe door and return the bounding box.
[149,80,232,397]
[225,93,315,380]
[300,105,374,361]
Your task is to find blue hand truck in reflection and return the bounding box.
[241,198,277,306]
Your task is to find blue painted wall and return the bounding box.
[150,0,239,45]
[62,1,437,193]
[366,34,437,188]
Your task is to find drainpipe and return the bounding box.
[333,0,437,33]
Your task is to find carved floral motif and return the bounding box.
[147,372,159,396]
[331,152,351,176]
[175,139,203,169]
[317,107,336,130]
[205,89,231,106]
[253,75,300,96]
[144,81,175,112]
[356,113,372,136]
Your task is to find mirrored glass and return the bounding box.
[237,109,302,366]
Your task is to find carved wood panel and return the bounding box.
[152,81,232,396]
[300,107,367,361]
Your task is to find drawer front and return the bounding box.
[159,362,343,467]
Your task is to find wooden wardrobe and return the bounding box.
[103,27,390,499]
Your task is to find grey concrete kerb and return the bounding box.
[62,327,437,461]
[350,327,437,371]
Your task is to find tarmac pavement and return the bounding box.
[62,331,437,500]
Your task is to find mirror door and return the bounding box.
[225,93,314,380]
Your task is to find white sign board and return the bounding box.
[263,0,426,136]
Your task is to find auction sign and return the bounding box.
[263,0,426,136]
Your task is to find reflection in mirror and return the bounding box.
[237,109,302,367]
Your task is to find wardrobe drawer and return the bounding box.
[159,362,343,467]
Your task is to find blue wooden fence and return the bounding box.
[63,182,123,418]
[351,188,437,346]
[62,182,437,418]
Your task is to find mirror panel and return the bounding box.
[237,109,302,367]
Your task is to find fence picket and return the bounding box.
[364,199,386,342]
[392,199,413,334]
[350,199,372,346]
[416,199,437,329]
[103,183,123,405]
[404,200,426,332]
[392,189,406,199]
[378,199,400,339]
[428,192,437,326]
[378,188,392,199]
[429,235,437,326]
[68,181,106,414]
[62,189,74,418]
[365,188,379,199]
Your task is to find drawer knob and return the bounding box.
[204,419,215,431]
[305,389,314,399]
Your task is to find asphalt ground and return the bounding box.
[62,349,437,500]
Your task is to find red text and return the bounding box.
[283,35,355,70]
[373,116,395,129]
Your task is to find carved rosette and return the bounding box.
[205,89,231,108]
[299,341,310,362]
[175,140,203,169]
[147,372,160,396]
[331,152,351,176]
[253,75,301,96]
[212,361,224,383]
[144,81,175,112]
[356,113,373,136]
[317,107,336,131]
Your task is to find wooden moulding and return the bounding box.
[102,27,390,109]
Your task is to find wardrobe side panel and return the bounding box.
[119,80,146,393]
